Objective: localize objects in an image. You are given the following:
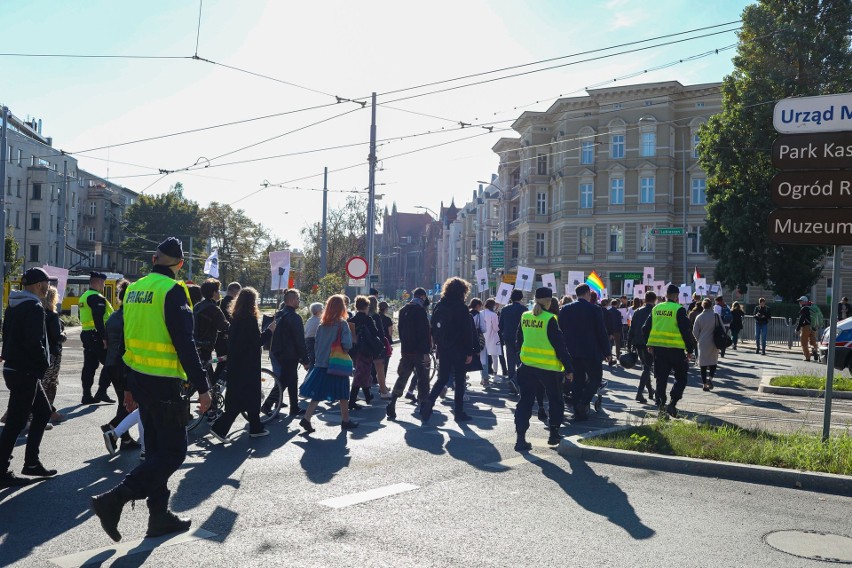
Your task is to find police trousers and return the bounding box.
[514,364,563,433]
[653,347,689,404]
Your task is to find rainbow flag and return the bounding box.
[585,271,604,294]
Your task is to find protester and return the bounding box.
[753,298,771,355]
[269,289,309,417]
[193,278,229,365]
[0,268,57,487]
[839,297,851,322]
[692,298,720,391]
[627,291,656,404]
[730,302,745,350]
[713,296,732,357]
[378,301,394,379]
[479,298,501,383]
[498,289,526,394]
[515,287,574,450]
[79,271,114,404]
[606,299,624,362]
[796,296,820,362]
[299,295,358,431]
[42,285,66,423]
[368,296,391,397]
[386,288,432,420]
[215,281,241,378]
[304,302,324,368]
[209,287,274,442]
[349,296,384,409]
[688,301,704,328]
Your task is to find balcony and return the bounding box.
[508,219,521,231]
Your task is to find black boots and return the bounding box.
[91,484,135,542]
[385,397,397,420]
[515,432,532,452]
[146,510,191,538]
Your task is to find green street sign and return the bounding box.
[649,227,685,236]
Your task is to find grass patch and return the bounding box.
[582,419,852,475]
[770,374,852,392]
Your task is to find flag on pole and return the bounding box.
[204,249,219,278]
[693,266,702,283]
[585,271,604,294]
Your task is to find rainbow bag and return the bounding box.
[327,324,353,377]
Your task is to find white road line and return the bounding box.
[49,528,217,568]
[319,483,419,509]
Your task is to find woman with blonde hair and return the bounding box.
[299,295,358,432]
[42,285,66,423]
[367,295,391,397]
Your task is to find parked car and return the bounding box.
[819,317,852,372]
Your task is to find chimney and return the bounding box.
[37,119,42,135]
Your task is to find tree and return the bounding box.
[4,226,23,282]
[299,196,374,290]
[699,0,851,301]
[121,183,204,274]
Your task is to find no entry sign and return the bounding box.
[345,256,368,279]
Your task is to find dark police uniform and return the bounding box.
[91,237,208,542]
[79,271,113,403]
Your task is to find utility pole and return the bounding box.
[188,236,193,281]
[320,166,328,278]
[682,129,688,285]
[365,92,377,292]
[0,105,8,299]
[59,160,67,268]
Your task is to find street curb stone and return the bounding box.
[758,375,852,399]
[558,426,852,497]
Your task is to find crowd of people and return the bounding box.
[0,235,846,541]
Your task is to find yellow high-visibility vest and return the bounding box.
[519,311,564,372]
[647,301,687,349]
[122,272,191,380]
[79,289,114,331]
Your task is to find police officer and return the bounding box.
[79,271,114,404]
[514,287,573,451]
[642,284,696,418]
[91,237,210,542]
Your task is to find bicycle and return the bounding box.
[183,357,284,431]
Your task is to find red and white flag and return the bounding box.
[693,266,702,282]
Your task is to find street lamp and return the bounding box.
[414,205,437,218]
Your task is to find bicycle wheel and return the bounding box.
[429,352,438,380]
[183,383,206,431]
[244,368,283,424]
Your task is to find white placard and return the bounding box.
[633,284,646,299]
[643,266,655,286]
[495,282,514,305]
[516,266,535,292]
[541,273,557,291]
[42,265,69,304]
[679,285,692,305]
[709,284,720,295]
[600,288,608,301]
[564,284,572,297]
[567,271,584,292]
[694,277,707,297]
[653,280,666,297]
[624,280,634,297]
[269,250,291,291]
[474,268,489,293]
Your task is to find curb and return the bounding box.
[758,376,852,399]
[558,426,852,497]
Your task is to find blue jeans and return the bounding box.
[755,323,768,353]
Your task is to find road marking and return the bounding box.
[483,453,547,471]
[319,483,419,509]
[49,528,217,567]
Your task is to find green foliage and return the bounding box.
[301,273,346,310]
[770,374,852,391]
[699,0,852,301]
[60,314,80,328]
[4,226,22,282]
[584,420,852,475]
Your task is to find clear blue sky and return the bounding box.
[1,0,752,247]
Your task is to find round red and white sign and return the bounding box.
[345,256,369,279]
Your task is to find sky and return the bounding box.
[0,0,752,249]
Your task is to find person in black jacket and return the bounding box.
[498,289,526,394]
[752,298,771,355]
[0,268,57,487]
[79,271,114,404]
[386,288,432,420]
[606,299,624,363]
[348,296,383,410]
[421,277,479,423]
[626,291,656,404]
[214,281,241,379]
[194,279,229,365]
[269,289,309,417]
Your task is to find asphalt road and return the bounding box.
[0,329,850,567]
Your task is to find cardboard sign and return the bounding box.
[516,266,535,292]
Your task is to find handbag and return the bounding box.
[713,314,733,350]
[474,313,486,351]
[383,336,393,358]
[327,324,354,377]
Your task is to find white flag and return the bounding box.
[204,249,219,278]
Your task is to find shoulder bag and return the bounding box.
[713,314,733,350]
[327,323,354,377]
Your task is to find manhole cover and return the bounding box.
[764,530,852,564]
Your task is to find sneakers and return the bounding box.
[380,392,392,400]
[146,510,191,538]
[101,425,118,456]
[249,429,270,438]
[208,428,231,445]
[547,429,561,445]
[120,438,142,451]
[21,462,57,477]
[0,470,32,487]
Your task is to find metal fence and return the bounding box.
[737,315,795,348]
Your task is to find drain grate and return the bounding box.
[764,530,852,564]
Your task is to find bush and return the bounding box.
[60,314,80,327]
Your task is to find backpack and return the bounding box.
[358,322,385,358]
[430,302,450,346]
[809,304,825,329]
[720,305,733,325]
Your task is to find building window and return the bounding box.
[29,244,39,262]
[640,224,655,252]
[580,226,594,254]
[580,141,594,164]
[609,225,624,253]
[31,155,36,167]
[580,183,594,209]
[511,240,519,259]
[535,233,546,257]
[89,201,97,216]
[5,146,10,163]
[490,229,499,241]
[611,134,625,159]
[692,132,701,159]
[17,149,22,166]
[87,226,96,241]
[640,176,655,204]
[5,177,9,196]
[511,205,518,221]
[537,154,547,175]
[71,191,76,206]
[30,212,40,231]
[610,178,624,205]
[536,192,547,215]
[16,179,21,197]
[15,210,20,228]
[691,178,707,205]
[641,131,656,157]
[32,183,42,200]
[689,225,705,254]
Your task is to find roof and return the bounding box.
[394,212,434,240]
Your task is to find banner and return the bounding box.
[694,277,708,296]
[495,282,514,305]
[633,284,646,299]
[541,272,557,292]
[653,280,666,297]
[475,267,489,294]
[203,249,219,278]
[643,266,655,286]
[516,266,535,292]
[269,250,291,291]
[42,265,69,304]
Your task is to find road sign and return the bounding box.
[649,227,685,236]
[348,278,366,287]
[369,274,379,282]
[345,256,368,279]
[490,240,505,269]
[773,93,852,134]
[770,171,852,208]
[771,131,852,170]
[767,208,852,246]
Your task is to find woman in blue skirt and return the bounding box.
[299,295,359,432]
